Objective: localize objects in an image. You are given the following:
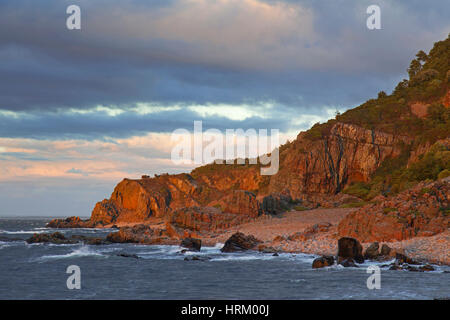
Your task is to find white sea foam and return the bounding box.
[36,246,105,261]
[0,229,48,235]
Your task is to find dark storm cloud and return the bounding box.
[0,108,292,140]
[0,0,449,135]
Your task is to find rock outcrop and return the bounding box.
[337,237,364,264]
[364,242,380,260]
[106,224,169,244]
[26,232,109,245]
[268,123,412,197]
[180,238,202,252]
[165,206,252,238]
[312,255,335,269]
[338,179,450,242]
[26,232,77,244]
[51,117,420,230]
[46,216,91,228]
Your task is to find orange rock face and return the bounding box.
[91,122,411,224]
[269,122,411,196]
[57,120,427,233]
[166,206,254,238]
[338,179,450,242]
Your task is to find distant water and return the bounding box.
[0,217,449,300]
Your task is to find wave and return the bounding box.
[35,246,106,261]
[0,229,49,235]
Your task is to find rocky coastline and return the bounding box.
[41,177,449,266]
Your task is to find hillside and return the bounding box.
[49,35,450,241]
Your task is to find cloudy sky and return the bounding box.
[0,0,449,216]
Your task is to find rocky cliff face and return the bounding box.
[48,37,449,246]
[269,122,412,197]
[82,121,416,227]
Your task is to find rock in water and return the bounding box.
[46,216,91,228]
[106,224,166,244]
[312,255,335,268]
[364,242,380,260]
[221,232,262,252]
[395,253,419,265]
[339,258,358,268]
[117,253,139,259]
[380,244,392,257]
[337,237,364,264]
[184,256,211,261]
[180,238,202,252]
[419,264,435,272]
[26,232,78,244]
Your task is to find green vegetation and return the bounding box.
[438,169,450,180]
[304,34,449,145]
[315,34,450,200]
[188,35,450,202]
[344,142,450,200]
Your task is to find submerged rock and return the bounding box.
[312,255,335,269]
[117,253,140,259]
[26,232,78,244]
[419,264,435,272]
[184,256,211,261]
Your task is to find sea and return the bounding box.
[0,217,449,300]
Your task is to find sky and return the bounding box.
[0,0,449,216]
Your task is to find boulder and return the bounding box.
[380,244,392,256]
[364,242,380,260]
[261,193,292,215]
[180,238,202,252]
[312,255,335,269]
[337,237,364,264]
[221,232,262,252]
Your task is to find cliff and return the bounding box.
[50,35,450,243]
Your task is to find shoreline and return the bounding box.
[97,207,450,266]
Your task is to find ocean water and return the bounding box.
[0,217,449,300]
